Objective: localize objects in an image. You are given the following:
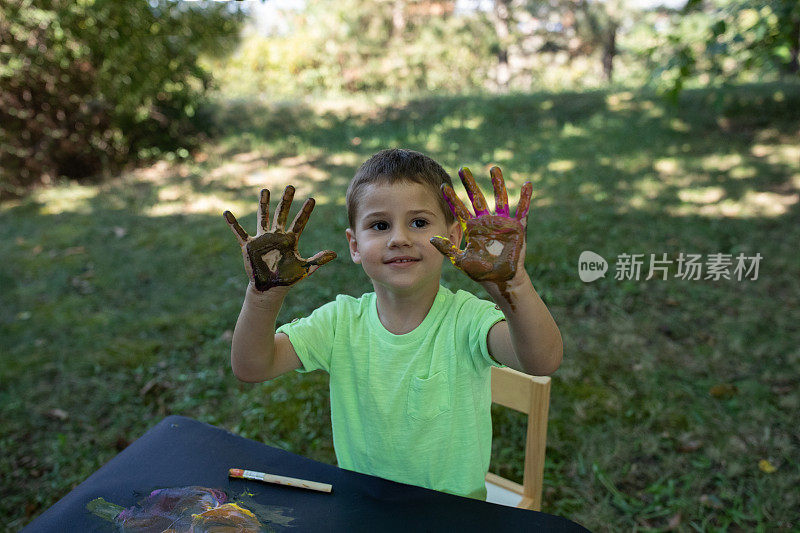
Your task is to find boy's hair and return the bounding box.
[346,149,455,228]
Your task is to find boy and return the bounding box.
[223,149,562,500]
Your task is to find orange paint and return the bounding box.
[86,486,287,532]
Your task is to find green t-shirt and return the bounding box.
[276,285,505,500]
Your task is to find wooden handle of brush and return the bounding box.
[229,468,332,493]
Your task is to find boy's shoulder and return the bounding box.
[440,285,491,308]
[323,286,493,321]
[328,291,375,315]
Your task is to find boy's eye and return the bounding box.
[370,221,389,231]
[411,219,428,228]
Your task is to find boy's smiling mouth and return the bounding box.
[384,256,420,264]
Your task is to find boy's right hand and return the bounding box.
[223,186,337,292]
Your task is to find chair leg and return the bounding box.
[517,496,536,510]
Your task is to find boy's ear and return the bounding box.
[448,221,463,249]
[345,228,361,264]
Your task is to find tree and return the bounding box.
[216,0,494,96]
[573,0,626,82]
[652,0,800,96]
[0,0,242,199]
[492,0,513,91]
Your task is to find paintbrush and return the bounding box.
[229,468,332,493]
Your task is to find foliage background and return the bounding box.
[0,0,241,199]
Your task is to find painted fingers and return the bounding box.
[258,188,270,234]
[273,185,295,231]
[434,165,532,293]
[224,210,249,245]
[305,249,338,274]
[515,181,533,226]
[441,184,471,230]
[223,185,337,290]
[458,167,490,217]
[430,236,464,267]
[448,166,532,223]
[224,185,307,241]
[288,197,315,236]
[490,166,509,216]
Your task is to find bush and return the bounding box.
[0,0,242,200]
[206,0,495,99]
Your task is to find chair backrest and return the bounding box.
[485,365,551,511]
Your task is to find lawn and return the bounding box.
[2,83,799,531]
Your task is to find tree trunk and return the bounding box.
[493,0,511,91]
[392,0,406,39]
[602,24,617,83]
[789,16,799,75]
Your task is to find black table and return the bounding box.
[24,415,589,532]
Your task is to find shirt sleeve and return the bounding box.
[457,290,507,369]
[276,299,338,374]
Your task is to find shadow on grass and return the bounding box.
[2,82,799,530]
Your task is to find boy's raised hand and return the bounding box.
[223,186,337,292]
[431,166,532,284]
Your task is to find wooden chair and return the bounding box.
[485,366,551,511]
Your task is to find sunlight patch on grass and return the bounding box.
[275,154,331,182]
[578,182,608,202]
[751,144,800,166]
[32,183,99,214]
[740,190,799,216]
[561,122,586,138]
[669,189,798,218]
[678,186,725,204]
[231,150,265,164]
[548,159,576,172]
[730,166,757,179]
[327,151,361,167]
[606,92,633,111]
[615,174,671,212]
[669,118,691,133]
[207,155,277,188]
[654,158,683,177]
[134,160,181,184]
[492,148,514,161]
[639,176,667,197]
[146,193,249,217]
[438,114,484,131]
[700,153,744,172]
[313,94,392,117]
[639,99,665,118]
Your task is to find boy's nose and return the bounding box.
[387,227,412,247]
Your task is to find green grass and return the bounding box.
[2,82,800,531]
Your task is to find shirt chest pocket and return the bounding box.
[407,371,451,421]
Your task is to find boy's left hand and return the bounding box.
[431,166,532,285]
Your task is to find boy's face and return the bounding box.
[345,181,461,297]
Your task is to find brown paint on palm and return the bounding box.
[432,166,532,308]
[223,186,337,291]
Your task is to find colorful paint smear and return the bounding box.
[432,166,533,309]
[87,486,293,532]
[224,185,337,291]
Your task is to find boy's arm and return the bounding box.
[484,264,563,376]
[224,186,336,382]
[431,166,562,376]
[231,284,302,382]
